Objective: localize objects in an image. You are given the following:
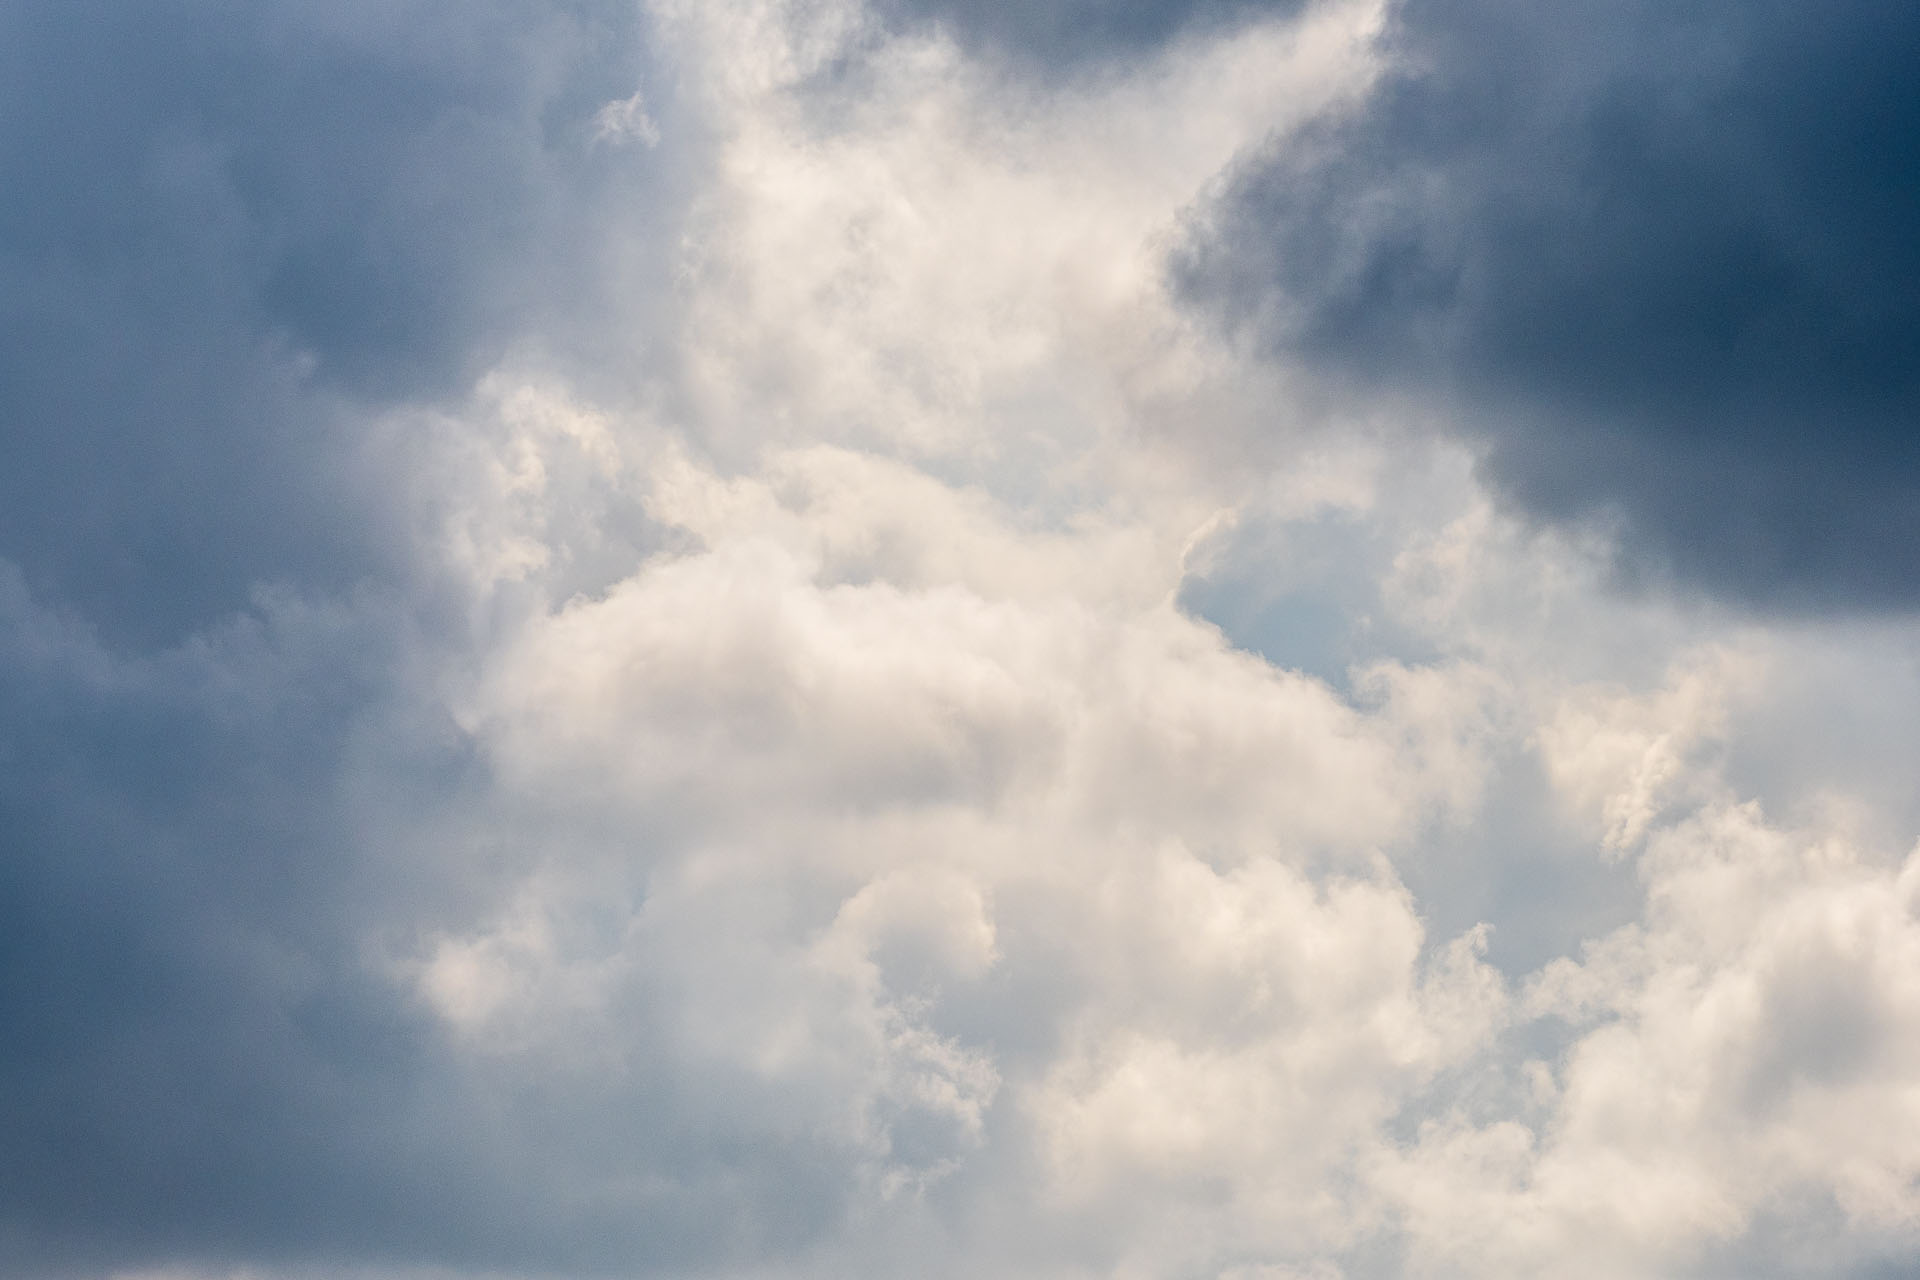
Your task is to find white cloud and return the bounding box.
[594,88,662,148]
[26,1,1920,1278]
[371,3,1920,1273]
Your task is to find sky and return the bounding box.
[3,1,1920,1278]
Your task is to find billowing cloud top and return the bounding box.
[3,3,1920,1279]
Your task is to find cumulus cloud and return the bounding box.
[5,2,1920,1279]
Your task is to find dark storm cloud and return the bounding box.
[0,580,851,1278]
[879,0,1294,66]
[0,4,786,1275]
[0,579,477,1276]
[1183,0,1920,608]
[0,0,655,648]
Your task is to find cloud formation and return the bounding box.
[4,3,1920,1279]
[0,0,660,645]
[1185,0,1920,608]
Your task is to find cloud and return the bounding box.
[6,2,1920,1278]
[1182,0,1920,609]
[877,0,1297,66]
[1427,802,1920,1279]
[0,0,662,647]
[0,570,493,1276]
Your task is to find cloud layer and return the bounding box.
[4,3,1920,1279]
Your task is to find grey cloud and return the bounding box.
[0,580,469,1275]
[0,572,864,1279]
[0,0,659,648]
[0,3,769,1273]
[1182,0,1920,609]
[879,0,1295,66]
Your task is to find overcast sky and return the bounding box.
[4,2,1920,1278]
